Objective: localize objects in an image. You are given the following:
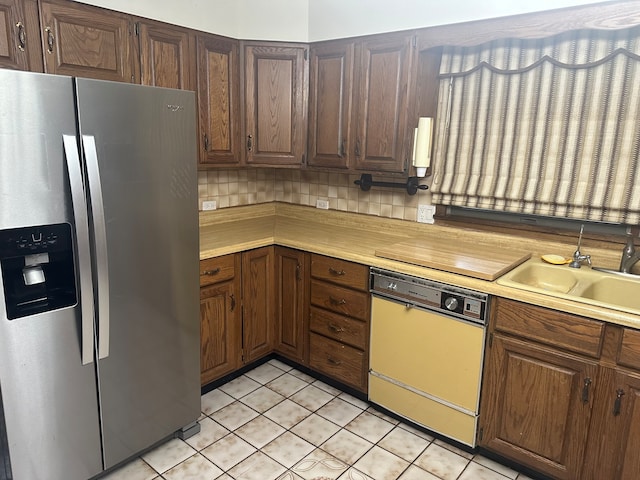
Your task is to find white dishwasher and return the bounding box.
[369,268,489,447]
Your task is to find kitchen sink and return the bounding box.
[497,258,640,315]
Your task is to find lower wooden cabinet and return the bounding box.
[308,254,370,392]
[274,247,308,364]
[199,247,274,386]
[200,248,370,394]
[480,332,598,480]
[200,254,241,385]
[242,246,275,364]
[480,297,640,480]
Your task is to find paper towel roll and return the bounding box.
[413,117,433,177]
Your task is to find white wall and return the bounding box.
[73,0,308,40]
[307,0,607,41]
[76,0,607,41]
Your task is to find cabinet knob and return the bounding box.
[329,296,347,306]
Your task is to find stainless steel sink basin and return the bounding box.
[497,258,640,315]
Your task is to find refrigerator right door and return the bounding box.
[74,79,200,468]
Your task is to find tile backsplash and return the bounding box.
[198,168,431,221]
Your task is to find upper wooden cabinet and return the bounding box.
[196,33,241,166]
[307,40,354,169]
[0,0,41,71]
[39,0,135,82]
[136,20,195,90]
[309,33,416,173]
[243,42,308,167]
[353,33,415,173]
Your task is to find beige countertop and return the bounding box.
[200,203,640,329]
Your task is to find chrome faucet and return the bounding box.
[569,224,591,268]
[619,227,640,273]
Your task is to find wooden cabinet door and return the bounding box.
[200,278,241,386]
[137,20,194,90]
[307,40,355,169]
[480,333,598,480]
[582,367,640,480]
[274,247,308,364]
[243,42,308,166]
[0,0,41,71]
[242,246,275,363]
[353,34,415,173]
[197,34,241,166]
[39,0,134,82]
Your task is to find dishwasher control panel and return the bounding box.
[370,268,488,325]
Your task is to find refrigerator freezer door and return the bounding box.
[74,79,200,468]
[0,71,103,479]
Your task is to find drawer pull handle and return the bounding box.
[329,296,346,306]
[327,357,342,366]
[582,377,592,404]
[613,388,625,416]
[328,323,344,333]
[328,267,346,276]
[202,267,221,276]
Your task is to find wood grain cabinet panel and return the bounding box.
[307,40,355,169]
[480,333,598,480]
[308,253,369,392]
[309,332,365,389]
[200,254,242,386]
[309,34,416,174]
[352,33,415,173]
[0,0,41,71]
[274,247,308,364]
[196,33,241,166]
[39,0,134,82]
[243,42,308,166]
[137,20,194,90]
[582,366,640,480]
[242,246,275,363]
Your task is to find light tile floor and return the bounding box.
[101,359,535,480]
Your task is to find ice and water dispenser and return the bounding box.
[0,223,77,319]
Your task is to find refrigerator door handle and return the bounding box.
[82,134,110,360]
[62,134,95,365]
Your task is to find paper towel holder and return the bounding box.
[354,174,428,196]
[412,117,433,178]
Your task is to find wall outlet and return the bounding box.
[202,200,217,211]
[316,199,329,210]
[417,204,435,224]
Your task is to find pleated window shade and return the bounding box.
[431,27,640,224]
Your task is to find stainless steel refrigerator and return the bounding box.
[0,70,200,480]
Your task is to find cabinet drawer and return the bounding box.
[311,254,369,291]
[200,255,236,287]
[309,332,366,390]
[310,306,367,350]
[310,279,370,320]
[493,297,604,358]
[618,327,640,370]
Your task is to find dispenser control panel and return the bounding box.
[0,223,76,320]
[0,223,71,257]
